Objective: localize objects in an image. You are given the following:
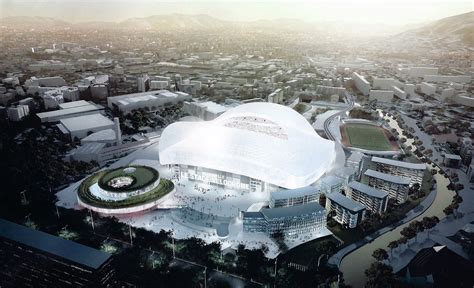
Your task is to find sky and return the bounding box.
[0,0,472,25]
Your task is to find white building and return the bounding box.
[37,101,104,123]
[420,82,436,96]
[7,105,29,121]
[150,81,169,90]
[25,76,67,87]
[57,113,115,141]
[408,67,439,78]
[183,101,227,121]
[369,90,394,102]
[351,72,371,96]
[423,75,471,84]
[107,90,191,114]
[267,88,284,104]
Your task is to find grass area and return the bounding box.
[78,171,174,209]
[293,103,311,114]
[98,165,159,192]
[282,236,340,266]
[343,124,392,151]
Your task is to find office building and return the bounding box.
[351,72,371,96]
[346,181,389,214]
[0,219,115,287]
[364,169,410,204]
[269,186,320,208]
[325,192,366,228]
[242,202,327,238]
[371,156,426,186]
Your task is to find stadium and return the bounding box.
[77,165,175,214]
[159,102,337,191]
[340,119,401,156]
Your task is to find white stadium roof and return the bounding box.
[159,103,336,189]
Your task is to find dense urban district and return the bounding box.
[0,11,473,288]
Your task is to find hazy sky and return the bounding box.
[1,0,472,25]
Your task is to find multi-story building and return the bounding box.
[364,169,410,204]
[242,202,327,238]
[269,186,320,208]
[371,156,426,186]
[319,175,345,194]
[325,192,366,228]
[351,72,371,96]
[0,219,115,287]
[346,181,389,214]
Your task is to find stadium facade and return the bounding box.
[159,103,336,191]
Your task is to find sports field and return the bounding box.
[341,124,396,151]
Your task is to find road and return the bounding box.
[323,92,354,141]
[339,112,455,288]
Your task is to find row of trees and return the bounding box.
[386,216,440,256]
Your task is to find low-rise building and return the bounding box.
[371,156,426,186]
[242,202,327,238]
[364,169,410,204]
[107,90,191,114]
[325,192,366,228]
[183,101,227,120]
[346,181,389,214]
[443,154,462,168]
[57,113,115,141]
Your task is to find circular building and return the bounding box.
[77,165,174,214]
[159,103,336,191]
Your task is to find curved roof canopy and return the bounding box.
[159,103,336,189]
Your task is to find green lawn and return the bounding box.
[344,124,392,151]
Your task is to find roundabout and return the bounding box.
[77,165,174,214]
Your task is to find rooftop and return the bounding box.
[59,100,92,110]
[364,169,411,185]
[348,181,389,199]
[261,202,325,219]
[326,192,366,212]
[371,156,426,170]
[37,103,103,122]
[60,113,114,132]
[0,219,111,269]
[271,186,319,201]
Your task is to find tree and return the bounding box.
[409,220,425,241]
[443,206,454,217]
[400,227,416,245]
[365,262,398,288]
[387,241,399,256]
[372,248,389,262]
[421,216,438,238]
